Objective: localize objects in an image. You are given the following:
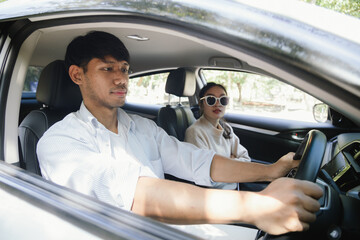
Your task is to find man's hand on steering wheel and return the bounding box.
[270,152,299,179]
[255,130,327,239]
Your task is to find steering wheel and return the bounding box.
[257,130,327,240]
[293,129,327,182]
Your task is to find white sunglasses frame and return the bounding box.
[200,95,229,106]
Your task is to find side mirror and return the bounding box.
[313,103,329,123]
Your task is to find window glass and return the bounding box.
[23,66,43,92]
[23,68,189,106]
[128,72,189,106]
[201,70,322,123]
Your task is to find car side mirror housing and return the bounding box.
[313,103,329,123]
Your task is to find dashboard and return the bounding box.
[321,133,360,200]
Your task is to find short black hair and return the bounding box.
[64,31,130,72]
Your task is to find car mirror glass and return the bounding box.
[313,103,329,123]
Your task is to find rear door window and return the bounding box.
[201,69,322,123]
[128,72,189,106]
[23,66,43,93]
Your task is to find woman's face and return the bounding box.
[201,86,228,124]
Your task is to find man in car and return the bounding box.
[37,31,323,235]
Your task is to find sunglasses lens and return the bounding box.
[220,97,229,106]
[206,96,216,106]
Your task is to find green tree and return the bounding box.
[202,70,248,103]
[231,72,247,103]
[301,0,360,18]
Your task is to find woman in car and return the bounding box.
[185,82,251,189]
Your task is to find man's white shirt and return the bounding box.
[37,102,216,210]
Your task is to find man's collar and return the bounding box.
[78,102,135,132]
[117,107,135,132]
[79,102,99,128]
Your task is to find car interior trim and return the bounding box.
[229,122,279,136]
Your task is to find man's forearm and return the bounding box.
[131,177,323,235]
[210,155,276,183]
[132,177,244,224]
[209,153,298,183]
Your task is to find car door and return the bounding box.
[199,69,346,164]
[0,21,16,161]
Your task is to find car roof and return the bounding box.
[1,0,359,74]
[1,0,360,124]
[1,0,359,43]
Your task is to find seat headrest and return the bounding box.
[36,60,82,111]
[165,68,196,97]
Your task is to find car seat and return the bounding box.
[18,60,82,175]
[157,68,196,141]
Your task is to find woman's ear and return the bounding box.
[68,65,82,85]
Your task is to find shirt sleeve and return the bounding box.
[150,122,216,187]
[37,117,141,211]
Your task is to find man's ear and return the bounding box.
[68,65,83,85]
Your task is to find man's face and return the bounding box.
[80,55,130,110]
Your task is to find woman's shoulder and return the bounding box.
[185,117,210,140]
[186,118,201,134]
[187,117,209,131]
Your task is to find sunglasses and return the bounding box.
[200,95,229,106]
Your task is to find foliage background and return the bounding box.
[301,0,360,18]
